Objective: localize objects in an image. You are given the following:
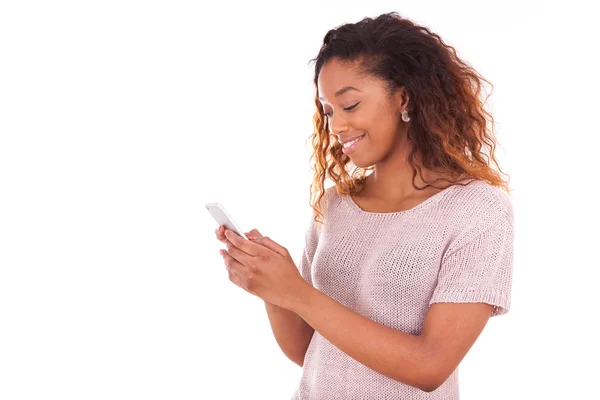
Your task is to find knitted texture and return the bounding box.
[291,179,514,399]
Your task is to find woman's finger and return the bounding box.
[226,267,249,292]
[245,229,264,240]
[226,239,255,265]
[222,250,250,281]
[215,225,228,243]
[215,225,222,238]
[254,236,288,256]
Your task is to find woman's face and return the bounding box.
[317,58,408,168]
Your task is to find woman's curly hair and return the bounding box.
[307,12,511,225]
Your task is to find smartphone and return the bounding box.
[205,203,248,240]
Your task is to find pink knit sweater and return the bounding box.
[291,179,514,399]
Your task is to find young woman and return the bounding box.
[215,11,513,399]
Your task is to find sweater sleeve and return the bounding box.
[298,211,321,286]
[429,207,514,317]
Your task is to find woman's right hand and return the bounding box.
[215,225,263,292]
[215,225,263,243]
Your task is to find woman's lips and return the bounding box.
[341,134,365,154]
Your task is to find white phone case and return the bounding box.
[205,203,248,240]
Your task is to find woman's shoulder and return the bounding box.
[321,185,342,206]
[442,179,513,234]
[455,179,512,218]
[441,179,514,259]
[308,186,341,225]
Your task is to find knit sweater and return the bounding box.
[291,179,514,399]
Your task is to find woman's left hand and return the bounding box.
[220,229,310,310]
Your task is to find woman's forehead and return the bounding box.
[319,59,361,85]
[318,63,367,101]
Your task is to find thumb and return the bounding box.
[245,229,263,240]
[255,236,288,256]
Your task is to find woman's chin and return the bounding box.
[350,157,375,170]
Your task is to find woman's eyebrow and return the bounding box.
[319,86,361,101]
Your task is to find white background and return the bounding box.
[1,0,598,399]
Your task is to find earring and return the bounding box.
[402,110,411,122]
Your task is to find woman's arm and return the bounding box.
[286,285,493,392]
[264,301,314,367]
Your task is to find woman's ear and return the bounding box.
[393,86,410,114]
[396,86,409,112]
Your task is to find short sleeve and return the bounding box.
[298,211,321,286]
[429,210,514,317]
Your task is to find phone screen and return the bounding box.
[205,203,248,240]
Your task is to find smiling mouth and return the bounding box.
[343,134,364,146]
[341,134,365,154]
[340,134,365,145]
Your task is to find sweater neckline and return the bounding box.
[343,179,475,216]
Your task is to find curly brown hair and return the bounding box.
[307,12,511,226]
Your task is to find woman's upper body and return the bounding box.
[293,11,513,399]
[293,180,513,399]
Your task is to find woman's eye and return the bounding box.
[324,102,360,118]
